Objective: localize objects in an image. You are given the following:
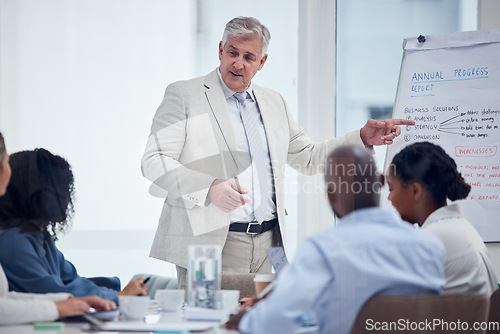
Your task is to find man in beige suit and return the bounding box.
[141,17,414,288]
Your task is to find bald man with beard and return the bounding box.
[230,145,446,334]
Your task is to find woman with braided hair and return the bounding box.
[386,141,497,295]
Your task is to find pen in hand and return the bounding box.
[227,281,277,330]
[135,276,151,296]
[239,280,276,309]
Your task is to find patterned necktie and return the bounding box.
[234,91,270,223]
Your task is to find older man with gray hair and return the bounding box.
[141,16,414,288]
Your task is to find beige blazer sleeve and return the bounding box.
[141,82,218,207]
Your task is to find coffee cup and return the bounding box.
[118,295,150,320]
[253,274,275,295]
[154,289,185,312]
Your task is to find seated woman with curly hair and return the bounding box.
[0,133,116,325]
[0,148,147,304]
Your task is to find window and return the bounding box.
[336,0,478,172]
[0,0,298,281]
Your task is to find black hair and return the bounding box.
[0,148,75,240]
[390,142,470,203]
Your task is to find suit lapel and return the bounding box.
[204,70,238,156]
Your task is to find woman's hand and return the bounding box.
[55,295,116,318]
[117,278,148,296]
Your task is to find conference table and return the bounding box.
[0,309,320,334]
[0,311,238,334]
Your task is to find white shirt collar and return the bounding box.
[217,67,255,101]
[422,202,463,227]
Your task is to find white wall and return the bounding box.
[296,0,336,244]
[0,0,197,281]
[478,0,500,30]
[0,0,196,232]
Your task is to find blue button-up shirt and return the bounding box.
[239,207,446,334]
[0,227,121,303]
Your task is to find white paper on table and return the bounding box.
[99,320,217,331]
[183,306,231,321]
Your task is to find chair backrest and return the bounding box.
[487,289,500,333]
[351,293,489,334]
[221,272,256,298]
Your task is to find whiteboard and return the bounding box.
[385,29,500,242]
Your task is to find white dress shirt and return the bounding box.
[421,203,498,295]
[217,69,276,223]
